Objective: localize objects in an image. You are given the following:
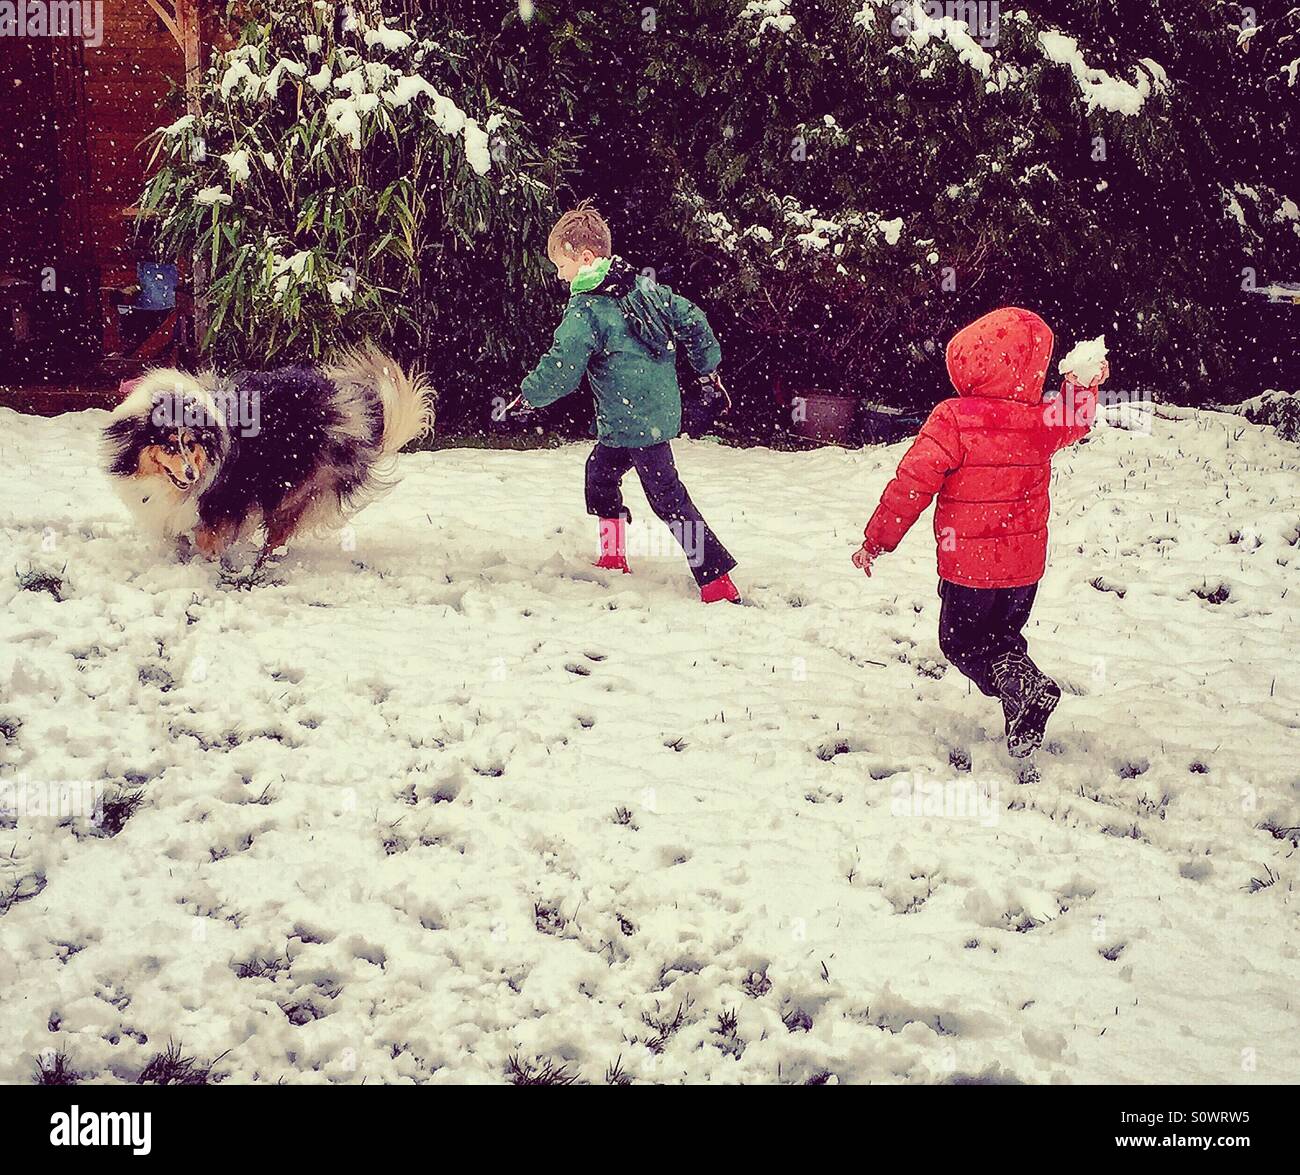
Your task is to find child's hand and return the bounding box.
[504,393,536,420]
[1065,360,1110,391]
[852,539,883,577]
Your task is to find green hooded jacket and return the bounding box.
[520,256,721,448]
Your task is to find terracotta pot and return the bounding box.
[791,390,858,445]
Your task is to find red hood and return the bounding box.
[945,307,1054,404]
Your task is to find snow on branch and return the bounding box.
[740,0,796,44]
[205,8,493,177]
[888,0,995,77]
[853,1,1018,92]
[1038,30,1169,117]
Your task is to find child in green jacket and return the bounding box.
[520,203,741,603]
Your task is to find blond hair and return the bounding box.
[547,199,612,260]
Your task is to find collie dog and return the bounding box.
[102,346,432,560]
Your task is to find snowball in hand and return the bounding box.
[1058,336,1108,385]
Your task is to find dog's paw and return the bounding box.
[194,523,235,560]
[193,528,221,559]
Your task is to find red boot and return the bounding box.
[700,572,741,604]
[593,517,631,573]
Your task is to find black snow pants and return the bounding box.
[585,441,736,588]
[937,579,1044,697]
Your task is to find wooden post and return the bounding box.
[174,0,203,116]
[165,0,208,344]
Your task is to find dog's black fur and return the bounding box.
[206,365,382,537]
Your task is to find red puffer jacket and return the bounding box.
[864,307,1098,589]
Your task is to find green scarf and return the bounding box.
[570,255,612,293]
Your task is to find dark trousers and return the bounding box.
[585,441,736,587]
[937,579,1041,697]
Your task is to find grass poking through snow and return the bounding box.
[505,1054,579,1086]
[138,1040,228,1085]
[34,1051,81,1085]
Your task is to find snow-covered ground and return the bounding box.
[0,404,1296,1085]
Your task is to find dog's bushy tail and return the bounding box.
[326,343,434,456]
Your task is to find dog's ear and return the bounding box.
[148,393,172,430]
[102,415,144,476]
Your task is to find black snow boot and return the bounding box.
[992,652,1061,759]
[1008,676,1061,758]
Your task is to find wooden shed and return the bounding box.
[0,1,234,412]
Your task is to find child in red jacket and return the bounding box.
[852,306,1108,757]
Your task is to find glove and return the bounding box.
[502,393,536,421]
[681,372,732,438]
[852,537,884,577]
[699,371,732,413]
